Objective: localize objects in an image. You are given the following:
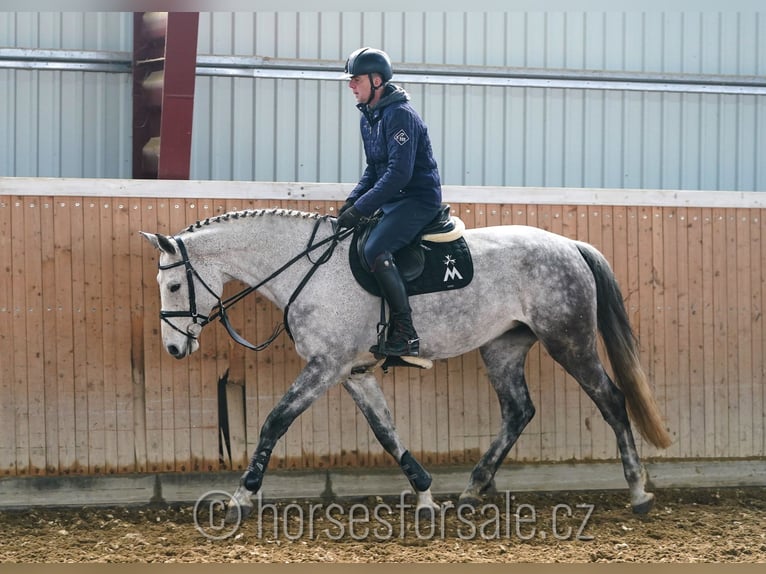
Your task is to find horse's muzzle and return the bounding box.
[167,339,199,359]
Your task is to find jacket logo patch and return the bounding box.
[393,129,410,145]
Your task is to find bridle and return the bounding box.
[157,237,217,339]
[157,217,353,352]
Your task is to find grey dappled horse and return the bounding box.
[141,208,671,520]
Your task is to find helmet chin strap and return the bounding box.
[366,73,382,106]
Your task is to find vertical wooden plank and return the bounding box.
[84,198,105,474]
[686,208,705,457]
[0,197,16,474]
[700,208,715,457]
[662,207,680,457]
[40,198,59,474]
[726,209,742,457]
[99,197,118,473]
[325,379,343,467]
[225,377,247,470]
[25,198,46,475]
[432,357,450,466]
[750,210,764,456]
[53,197,76,473]
[128,196,148,473]
[11,198,30,475]
[405,346,423,465]
[418,335,437,466]
[711,208,729,457]
[735,208,753,457]
[675,207,691,459]
[112,198,135,473]
[70,198,89,473]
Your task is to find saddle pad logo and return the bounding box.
[443,254,464,282]
[393,129,410,145]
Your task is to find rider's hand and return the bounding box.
[336,205,364,230]
[336,199,354,218]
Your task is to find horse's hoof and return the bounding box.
[224,487,253,524]
[631,492,655,515]
[225,498,253,523]
[416,504,439,522]
[458,492,482,509]
[224,505,239,524]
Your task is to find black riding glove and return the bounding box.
[337,199,354,218]
[336,205,364,230]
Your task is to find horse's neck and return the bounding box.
[185,213,331,306]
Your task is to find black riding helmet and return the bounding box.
[344,47,393,105]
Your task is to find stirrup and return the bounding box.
[381,355,433,371]
[369,336,420,358]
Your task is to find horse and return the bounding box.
[140,207,672,521]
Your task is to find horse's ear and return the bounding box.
[139,231,177,255]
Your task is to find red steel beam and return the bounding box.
[132,12,199,180]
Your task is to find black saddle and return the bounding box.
[349,204,474,296]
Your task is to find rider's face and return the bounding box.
[348,74,379,104]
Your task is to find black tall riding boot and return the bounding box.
[369,252,420,357]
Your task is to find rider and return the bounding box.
[336,47,443,358]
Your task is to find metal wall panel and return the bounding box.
[190,11,766,191]
[0,11,764,190]
[0,12,131,50]
[0,12,132,178]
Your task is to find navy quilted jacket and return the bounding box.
[348,84,442,216]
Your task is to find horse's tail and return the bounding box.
[576,242,672,449]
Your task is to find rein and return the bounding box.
[159,217,353,352]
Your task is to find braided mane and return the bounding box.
[181,208,323,234]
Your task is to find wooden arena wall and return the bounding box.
[1,178,764,478]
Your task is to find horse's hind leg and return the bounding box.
[544,338,654,513]
[460,326,538,505]
[343,372,439,514]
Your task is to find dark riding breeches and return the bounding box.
[362,199,441,269]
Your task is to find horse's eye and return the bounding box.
[169,283,181,293]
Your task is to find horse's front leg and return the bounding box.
[227,355,339,522]
[342,372,440,517]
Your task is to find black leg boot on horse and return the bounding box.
[369,252,420,357]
